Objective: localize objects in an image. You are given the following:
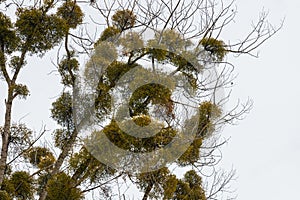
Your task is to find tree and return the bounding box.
[0,0,282,199]
[0,0,83,199]
[0,0,68,189]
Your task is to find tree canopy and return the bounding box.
[0,0,282,199]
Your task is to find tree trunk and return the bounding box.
[0,48,26,186]
[0,95,13,186]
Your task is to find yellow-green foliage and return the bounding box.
[76,13,224,199]
[96,26,120,44]
[120,32,144,51]
[112,9,136,30]
[171,50,202,75]
[0,12,19,53]
[10,171,34,199]
[137,169,206,200]
[171,170,206,200]
[88,119,176,153]
[174,101,221,166]
[129,83,173,117]
[58,57,79,86]
[170,53,199,90]
[146,29,192,63]
[105,61,135,86]
[8,56,23,69]
[57,1,84,29]
[154,29,191,53]
[184,170,203,188]
[51,92,73,128]
[46,173,83,200]
[183,170,206,200]
[1,178,14,198]
[197,101,222,137]
[84,41,118,82]
[173,180,190,199]
[36,173,49,196]
[15,8,67,54]
[138,167,171,199]
[127,67,175,91]
[25,147,55,170]
[146,30,201,88]
[93,61,137,117]
[69,148,115,184]
[162,175,178,199]
[200,37,227,61]
[132,115,152,127]
[53,129,71,149]
[146,42,168,62]
[177,138,202,166]
[0,190,11,200]
[43,0,56,9]
[11,84,29,99]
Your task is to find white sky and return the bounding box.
[1,0,299,199]
[220,0,300,199]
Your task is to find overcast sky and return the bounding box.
[220,0,300,199]
[1,0,299,199]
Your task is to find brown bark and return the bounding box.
[0,92,13,185]
[0,47,27,186]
